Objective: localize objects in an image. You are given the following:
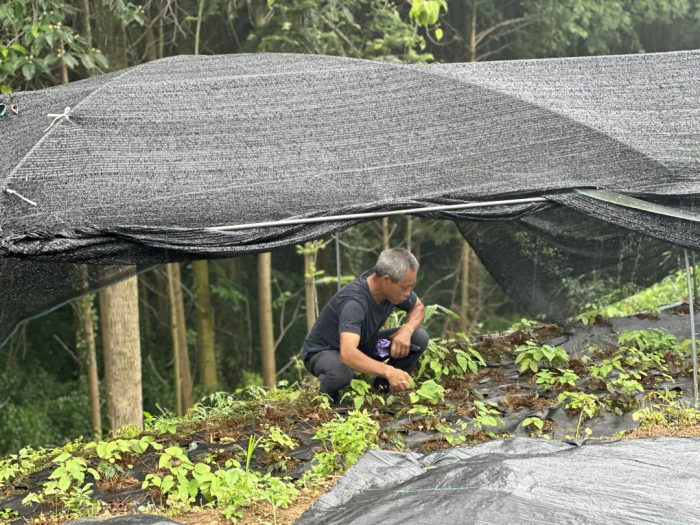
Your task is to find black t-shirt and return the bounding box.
[302,267,417,361]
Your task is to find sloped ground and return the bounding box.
[2,303,700,525]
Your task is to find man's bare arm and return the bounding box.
[339,332,412,391]
[390,297,426,358]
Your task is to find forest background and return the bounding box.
[1,0,700,455]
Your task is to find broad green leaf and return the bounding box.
[62,53,78,69]
[21,62,35,80]
[58,475,71,492]
[53,452,71,463]
[161,475,174,494]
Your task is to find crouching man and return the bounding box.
[302,248,428,404]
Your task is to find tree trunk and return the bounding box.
[469,247,480,331]
[155,266,169,336]
[166,264,182,416]
[469,0,477,63]
[94,0,128,71]
[258,252,276,388]
[304,242,317,333]
[60,41,69,85]
[382,218,389,250]
[139,274,152,358]
[406,216,412,252]
[158,0,164,59]
[193,260,217,389]
[99,275,143,434]
[166,263,194,414]
[76,290,101,440]
[144,2,158,62]
[459,241,470,333]
[82,0,93,50]
[442,254,462,339]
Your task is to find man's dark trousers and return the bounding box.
[304,327,429,404]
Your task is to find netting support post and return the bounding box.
[684,249,699,403]
[335,233,341,292]
[693,252,698,307]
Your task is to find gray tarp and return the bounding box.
[2,51,700,344]
[297,437,700,524]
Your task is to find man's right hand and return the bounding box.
[384,366,413,391]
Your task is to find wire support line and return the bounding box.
[208,197,550,232]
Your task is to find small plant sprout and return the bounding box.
[311,410,379,478]
[341,379,385,411]
[409,380,445,405]
[522,416,544,430]
[633,389,700,429]
[534,368,579,390]
[21,452,100,518]
[558,392,601,439]
[415,339,485,382]
[515,341,568,373]
[511,318,538,331]
[473,401,504,433]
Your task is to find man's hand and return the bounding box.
[390,327,412,359]
[384,366,413,391]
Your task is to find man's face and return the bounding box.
[382,268,417,305]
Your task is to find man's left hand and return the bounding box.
[390,328,412,359]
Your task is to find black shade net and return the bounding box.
[1,50,700,345]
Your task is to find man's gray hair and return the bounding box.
[375,248,419,282]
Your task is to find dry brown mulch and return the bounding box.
[568,358,589,376]
[441,377,475,402]
[673,303,690,315]
[421,440,453,453]
[501,394,555,411]
[473,330,530,361]
[619,424,700,440]
[465,368,507,383]
[98,475,140,493]
[533,324,563,342]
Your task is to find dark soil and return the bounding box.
[673,303,690,315]
[636,312,660,320]
[594,315,614,327]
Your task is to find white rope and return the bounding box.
[209,197,550,231]
[4,188,38,206]
[44,107,71,133]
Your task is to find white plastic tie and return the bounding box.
[44,106,71,133]
[5,188,38,206]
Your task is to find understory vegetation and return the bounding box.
[3,310,700,524]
